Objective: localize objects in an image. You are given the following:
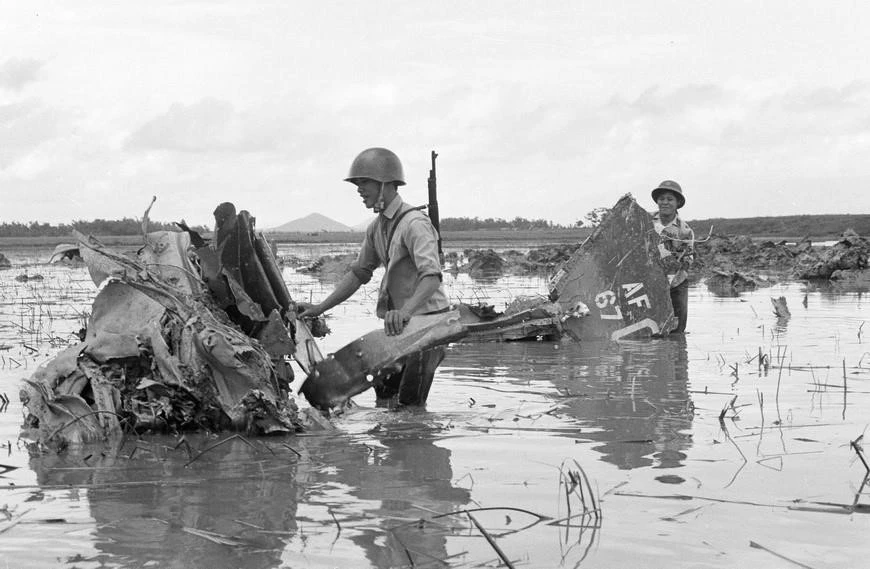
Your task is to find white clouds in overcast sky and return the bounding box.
[2,0,869,228]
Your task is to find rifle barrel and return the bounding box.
[427,150,442,259]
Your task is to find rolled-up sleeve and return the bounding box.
[405,217,443,280]
[349,226,380,284]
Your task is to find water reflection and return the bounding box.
[556,338,693,471]
[25,422,470,569]
[336,417,471,567]
[443,337,693,473]
[28,436,299,568]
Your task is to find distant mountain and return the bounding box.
[266,213,353,233]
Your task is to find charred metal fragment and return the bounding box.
[19,208,315,446]
[301,311,467,410]
[549,194,676,340]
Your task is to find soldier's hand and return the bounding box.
[296,302,322,320]
[659,255,682,273]
[384,309,411,336]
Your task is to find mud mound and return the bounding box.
[694,234,802,278]
[297,253,356,280]
[706,270,764,296]
[525,244,580,270]
[464,249,505,280]
[794,229,870,279]
[452,244,581,278]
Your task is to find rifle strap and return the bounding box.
[383,205,427,267]
[380,204,431,312]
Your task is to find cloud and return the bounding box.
[614,84,728,118]
[780,82,869,111]
[125,98,283,153]
[0,58,44,91]
[0,99,61,168]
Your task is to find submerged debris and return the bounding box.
[19,203,330,447]
[771,296,791,319]
[706,270,762,296]
[549,194,676,340]
[456,296,569,342]
[48,243,83,265]
[300,300,587,410]
[14,271,44,282]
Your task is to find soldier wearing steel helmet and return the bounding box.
[297,148,450,407]
[651,180,694,334]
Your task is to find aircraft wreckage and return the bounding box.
[20,195,675,445]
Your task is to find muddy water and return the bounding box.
[1,246,869,568]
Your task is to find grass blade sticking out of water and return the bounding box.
[466,511,515,569]
[45,409,128,443]
[550,459,601,526]
[0,507,34,535]
[843,358,848,420]
[749,541,818,569]
[182,526,251,547]
[718,415,748,488]
[184,433,258,467]
[851,434,869,473]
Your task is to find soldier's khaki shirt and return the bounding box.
[652,212,695,288]
[350,195,450,318]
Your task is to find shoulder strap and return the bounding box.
[384,205,428,265]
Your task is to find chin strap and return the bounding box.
[373,182,386,213]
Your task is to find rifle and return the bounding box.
[427,150,443,262]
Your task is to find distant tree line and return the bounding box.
[0,218,209,237]
[688,214,870,239]
[5,213,868,239]
[440,216,562,231]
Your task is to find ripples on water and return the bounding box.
[1,245,869,568]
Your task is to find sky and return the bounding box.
[2,1,870,229]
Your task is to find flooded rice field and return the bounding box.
[1,244,869,568]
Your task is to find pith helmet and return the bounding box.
[651,180,685,209]
[344,147,406,186]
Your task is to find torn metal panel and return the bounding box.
[79,236,132,287]
[190,207,302,366]
[21,230,301,446]
[139,230,201,294]
[82,281,167,363]
[456,303,558,341]
[214,210,284,329]
[549,194,676,340]
[255,309,295,358]
[453,295,588,342]
[302,311,467,410]
[255,232,293,313]
[293,318,325,377]
[20,379,103,444]
[299,305,576,410]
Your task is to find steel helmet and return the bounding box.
[344,147,406,186]
[651,180,685,209]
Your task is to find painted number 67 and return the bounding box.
[595,290,623,320]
